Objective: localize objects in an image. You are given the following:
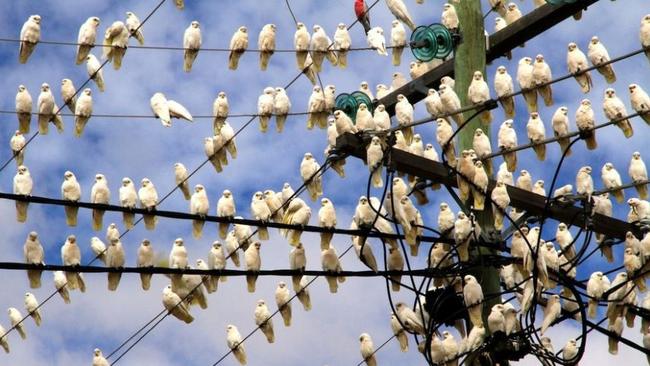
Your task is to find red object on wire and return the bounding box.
[354,0,372,34]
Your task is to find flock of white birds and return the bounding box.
[3,0,650,365]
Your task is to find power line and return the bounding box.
[0,109,311,119]
[345,91,647,365]
[0,0,171,342]
[385,45,649,133]
[106,120,339,362]
[0,0,167,174]
[0,262,482,278]
[480,111,644,161]
[105,146,332,363]
[208,5,390,366]
[432,103,650,364]
[4,47,642,145]
[0,38,408,53]
[0,191,454,244]
[211,245,356,366]
[355,334,396,366]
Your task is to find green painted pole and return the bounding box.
[453,0,503,352]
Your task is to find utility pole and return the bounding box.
[452,1,503,337]
[334,1,610,364]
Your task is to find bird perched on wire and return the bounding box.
[504,3,522,25]
[629,151,648,199]
[311,25,337,72]
[576,166,594,201]
[136,239,154,290]
[359,333,377,366]
[86,54,105,92]
[74,89,93,137]
[254,300,275,344]
[53,271,70,304]
[258,23,276,71]
[125,12,144,46]
[300,152,323,201]
[575,99,597,150]
[456,150,476,202]
[468,71,492,125]
[491,181,510,230]
[13,165,32,223]
[551,106,572,156]
[275,282,292,326]
[541,294,561,335]
[190,184,209,239]
[494,66,515,118]
[61,78,76,115]
[603,88,633,138]
[19,15,41,64]
[334,23,351,68]
[602,163,625,203]
[138,177,158,230]
[106,238,125,291]
[628,84,650,125]
[90,173,110,231]
[257,87,275,133]
[472,161,489,210]
[395,94,414,143]
[532,54,553,107]
[76,16,100,65]
[103,21,129,70]
[442,4,459,32]
[226,324,246,365]
[424,88,442,118]
[367,26,387,56]
[294,22,310,71]
[24,292,41,327]
[588,36,616,84]
[390,313,408,352]
[386,0,416,31]
[118,177,137,229]
[567,42,592,94]
[15,85,33,134]
[390,20,406,66]
[439,84,463,126]
[463,275,484,328]
[250,191,271,241]
[61,235,85,292]
[289,243,306,291]
[23,231,44,289]
[162,285,193,323]
[307,86,327,130]
[498,119,517,172]
[61,171,81,226]
[271,87,291,133]
[37,83,64,135]
[212,91,229,133]
[517,56,537,113]
[183,20,201,72]
[640,14,650,65]
[526,112,546,161]
[321,245,345,293]
[228,26,248,70]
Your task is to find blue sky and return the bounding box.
[0,0,648,365]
